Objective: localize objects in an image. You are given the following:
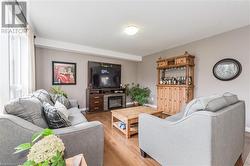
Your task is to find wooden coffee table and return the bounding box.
[111,106,162,138]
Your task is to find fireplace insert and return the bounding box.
[108,96,123,109]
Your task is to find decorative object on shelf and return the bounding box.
[156,52,195,115]
[126,83,151,106]
[52,61,76,85]
[50,86,68,98]
[118,121,126,130]
[14,128,66,166]
[213,58,242,81]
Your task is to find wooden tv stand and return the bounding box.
[86,88,126,112]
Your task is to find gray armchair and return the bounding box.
[139,99,245,166]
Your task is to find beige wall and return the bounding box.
[35,25,250,128]
[137,25,250,128]
[35,48,138,107]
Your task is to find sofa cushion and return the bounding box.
[184,95,220,117]
[33,89,54,105]
[4,96,48,128]
[43,102,71,129]
[51,94,71,109]
[205,97,228,112]
[67,107,87,125]
[68,107,82,115]
[223,92,239,105]
[69,113,88,126]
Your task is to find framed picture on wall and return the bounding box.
[52,61,77,85]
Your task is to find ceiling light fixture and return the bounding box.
[124,26,139,36]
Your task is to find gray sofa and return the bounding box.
[0,90,104,166]
[139,94,245,166]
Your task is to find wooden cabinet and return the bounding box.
[89,94,104,112]
[156,52,195,115]
[86,88,126,112]
[157,86,190,115]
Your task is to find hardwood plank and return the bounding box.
[86,111,160,166]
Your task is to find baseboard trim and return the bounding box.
[79,108,87,111]
[246,127,250,133]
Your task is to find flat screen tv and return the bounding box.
[88,61,121,89]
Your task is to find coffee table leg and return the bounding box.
[111,115,114,128]
[126,120,130,138]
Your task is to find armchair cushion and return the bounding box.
[4,96,48,128]
[165,111,184,122]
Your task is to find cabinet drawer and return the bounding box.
[91,100,103,105]
[90,95,103,100]
[90,105,103,111]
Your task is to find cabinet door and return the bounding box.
[167,87,172,114]
[163,87,169,114]
[157,87,164,112]
[179,87,186,112]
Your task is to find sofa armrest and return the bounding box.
[54,121,104,166]
[69,99,79,108]
[0,114,43,165]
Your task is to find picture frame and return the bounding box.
[213,58,242,81]
[52,61,77,85]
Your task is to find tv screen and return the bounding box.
[89,62,121,89]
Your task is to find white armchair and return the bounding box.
[139,101,245,166]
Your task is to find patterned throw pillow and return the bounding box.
[33,89,54,105]
[51,94,71,109]
[43,102,71,129]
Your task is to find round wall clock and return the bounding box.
[213,58,242,81]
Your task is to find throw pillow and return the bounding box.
[205,97,228,112]
[33,89,54,105]
[51,94,71,109]
[184,95,220,117]
[54,101,70,119]
[4,96,48,128]
[43,102,71,129]
[223,92,239,105]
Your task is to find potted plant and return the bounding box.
[50,86,68,98]
[126,83,151,106]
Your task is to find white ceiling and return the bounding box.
[29,0,250,59]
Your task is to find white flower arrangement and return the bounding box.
[14,129,66,166]
[27,135,65,163]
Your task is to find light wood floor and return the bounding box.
[86,111,250,166]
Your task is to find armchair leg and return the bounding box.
[140,149,148,158]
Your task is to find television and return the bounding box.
[88,61,121,89]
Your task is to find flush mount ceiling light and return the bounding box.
[124,26,139,36]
